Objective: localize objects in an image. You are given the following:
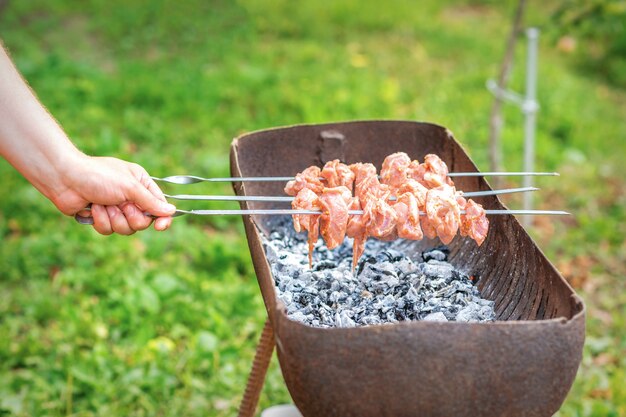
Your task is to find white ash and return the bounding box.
[262,217,496,328]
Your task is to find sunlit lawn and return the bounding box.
[1,1,625,416]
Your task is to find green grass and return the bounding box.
[1,0,625,415]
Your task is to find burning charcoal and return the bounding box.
[421,260,455,282]
[281,291,293,305]
[404,286,419,303]
[470,274,481,285]
[314,259,338,271]
[262,218,495,327]
[290,311,308,323]
[336,311,356,328]
[375,249,407,263]
[480,305,496,320]
[329,291,345,304]
[423,312,448,322]
[355,256,376,276]
[361,315,382,325]
[456,305,481,322]
[423,249,447,262]
[385,311,398,323]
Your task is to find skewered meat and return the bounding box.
[351,162,389,201]
[321,160,356,190]
[291,188,322,267]
[380,152,411,192]
[353,161,397,242]
[424,185,461,245]
[397,179,428,208]
[285,166,324,196]
[350,162,377,186]
[456,194,467,208]
[460,198,489,246]
[289,153,489,269]
[394,191,424,240]
[364,196,398,239]
[420,210,438,240]
[319,186,353,250]
[407,153,454,188]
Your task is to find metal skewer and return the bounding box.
[163,209,570,217]
[449,172,558,177]
[163,186,538,202]
[74,207,570,225]
[153,172,559,185]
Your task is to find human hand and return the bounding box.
[50,154,176,235]
[0,44,174,235]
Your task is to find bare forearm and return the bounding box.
[0,43,82,201]
[0,42,174,234]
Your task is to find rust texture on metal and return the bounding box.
[237,319,275,417]
[229,120,585,417]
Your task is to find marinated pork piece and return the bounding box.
[359,177,390,202]
[380,152,411,192]
[456,194,467,209]
[425,185,461,244]
[291,188,322,267]
[394,192,424,240]
[420,212,438,240]
[351,162,389,201]
[350,162,377,185]
[364,196,398,239]
[407,153,454,189]
[319,186,353,250]
[397,179,428,208]
[460,198,489,246]
[284,166,324,196]
[352,163,398,240]
[321,160,356,190]
[346,197,364,239]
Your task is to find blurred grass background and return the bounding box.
[0,0,625,416]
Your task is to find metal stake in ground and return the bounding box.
[522,27,540,229]
[487,27,540,229]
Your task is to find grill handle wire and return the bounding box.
[238,319,275,417]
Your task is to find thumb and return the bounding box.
[127,181,176,216]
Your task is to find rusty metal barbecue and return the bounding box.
[230,120,585,417]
